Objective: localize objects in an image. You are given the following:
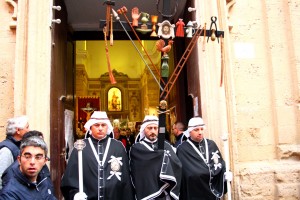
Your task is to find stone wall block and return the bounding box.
[0,1,16,140]
[275,183,300,200]
[277,144,300,160]
[239,166,275,197]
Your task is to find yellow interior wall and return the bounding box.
[77,40,158,79]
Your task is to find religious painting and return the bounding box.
[108,87,122,111]
[157,20,175,39]
[76,96,100,135]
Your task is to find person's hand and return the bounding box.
[224,171,233,182]
[74,192,87,200]
[131,7,140,26]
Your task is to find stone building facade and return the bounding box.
[0,0,299,199]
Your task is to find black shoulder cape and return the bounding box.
[61,137,134,200]
[177,138,227,200]
[129,141,182,200]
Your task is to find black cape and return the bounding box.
[61,136,134,200]
[177,138,227,200]
[129,140,182,200]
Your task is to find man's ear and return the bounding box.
[44,156,49,164]
[17,155,21,164]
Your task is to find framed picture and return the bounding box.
[157,20,175,39]
[108,87,122,111]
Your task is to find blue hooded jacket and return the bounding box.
[0,162,56,200]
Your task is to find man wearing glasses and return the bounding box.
[130,115,182,200]
[0,136,56,199]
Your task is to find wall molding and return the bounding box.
[6,0,18,29]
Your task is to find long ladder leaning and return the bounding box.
[160,26,205,99]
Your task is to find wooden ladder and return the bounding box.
[160,26,205,99]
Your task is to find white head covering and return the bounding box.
[135,115,159,142]
[84,111,113,135]
[184,117,206,138]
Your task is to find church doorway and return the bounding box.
[50,0,197,198]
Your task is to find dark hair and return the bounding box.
[175,121,185,131]
[20,136,48,156]
[23,130,44,140]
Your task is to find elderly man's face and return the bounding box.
[91,123,108,140]
[144,123,158,141]
[113,127,120,139]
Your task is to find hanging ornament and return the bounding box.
[157,20,175,39]
[175,18,185,37]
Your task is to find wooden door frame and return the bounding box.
[50,0,75,198]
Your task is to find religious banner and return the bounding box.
[76,96,100,134]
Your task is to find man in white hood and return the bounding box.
[130,115,182,200]
[61,111,134,200]
[177,117,231,200]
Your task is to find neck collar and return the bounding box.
[143,137,157,144]
[91,135,108,142]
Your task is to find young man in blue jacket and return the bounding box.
[1,130,55,195]
[0,136,56,199]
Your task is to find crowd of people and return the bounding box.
[0,112,232,200]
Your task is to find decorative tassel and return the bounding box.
[103,26,116,84]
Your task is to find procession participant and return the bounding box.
[129,115,182,200]
[60,111,134,200]
[171,121,186,147]
[0,136,56,199]
[177,117,231,200]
